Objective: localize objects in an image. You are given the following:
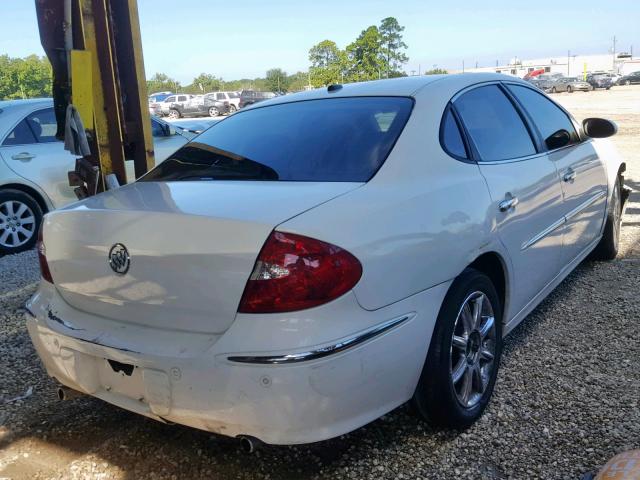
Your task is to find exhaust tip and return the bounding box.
[57,386,84,401]
[56,387,65,401]
[238,436,261,454]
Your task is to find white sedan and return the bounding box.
[0,98,196,255]
[27,74,627,447]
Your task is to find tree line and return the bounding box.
[0,54,52,100]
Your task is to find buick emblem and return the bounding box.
[108,243,130,275]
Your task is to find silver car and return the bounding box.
[549,77,592,93]
[0,99,192,255]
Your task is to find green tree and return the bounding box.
[379,17,408,77]
[0,55,51,100]
[265,68,288,92]
[308,40,346,87]
[345,26,385,82]
[146,73,179,94]
[424,68,448,75]
[287,71,311,92]
[187,73,221,93]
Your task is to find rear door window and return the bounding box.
[26,108,59,143]
[141,97,413,182]
[454,84,536,161]
[2,119,36,145]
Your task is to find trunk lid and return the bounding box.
[45,181,360,334]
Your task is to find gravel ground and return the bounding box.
[1,86,639,480]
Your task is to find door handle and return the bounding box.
[499,195,519,212]
[563,168,576,182]
[11,152,35,161]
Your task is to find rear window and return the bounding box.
[141,97,413,182]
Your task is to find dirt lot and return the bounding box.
[1,85,639,480]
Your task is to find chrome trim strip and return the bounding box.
[521,190,607,251]
[521,216,565,251]
[227,315,411,365]
[564,190,606,221]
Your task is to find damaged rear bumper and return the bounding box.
[25,280,447,445]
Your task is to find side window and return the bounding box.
[216,93,225,101]
[440,107,467,159]
[507,84,579,149]
[177,95,187,102]
[2,119,37,145]
[454,84,536,161]
[151,119,165,137]
[26,108,59,143]
[164,96,176,103]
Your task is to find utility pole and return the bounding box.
[612,35,617,69]
[567,50,570,76]
[418,64,421,75]
[462,60,465,73]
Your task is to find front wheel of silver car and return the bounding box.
[0,190,43,255]
[208,106,219,117]
[413,268,502,428]
[229,104,237,113]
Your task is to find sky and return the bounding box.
[1,0,639,84]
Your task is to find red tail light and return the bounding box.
[238,231,362,313]
[37,226,54,283]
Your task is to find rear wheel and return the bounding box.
[413,269,502,428]
[567,85,573,93]
[208,106,219,117]
[0,190,42,255]
[551,86,557,93]
[229,104,237,113]
[625,80,631,86]
[168,109,180,119]
[591,179,623,260]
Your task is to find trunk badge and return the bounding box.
[108,243,130,274]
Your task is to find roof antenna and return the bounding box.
[327,84,343,92]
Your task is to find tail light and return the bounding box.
[238,231,362,313]
[37,225,54,283]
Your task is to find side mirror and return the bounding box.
[545,129,572,150]
[583,117,617,138]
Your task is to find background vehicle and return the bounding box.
[148,91,173,116]
[0,99,191,254]
[166,95,229,119]
[208,91,240,112]
[238,90,277,108]
[586,73,613,90]
[549,77,591,93]
[158,94,194,117]
[29,74,627,446]
[617,71,640,85]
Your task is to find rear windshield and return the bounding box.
[141,97,413,182]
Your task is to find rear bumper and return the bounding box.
[26,281,448,445]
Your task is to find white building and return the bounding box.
[454,53,639,78]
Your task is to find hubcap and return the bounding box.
[0,200,36,248]
[450,291,496,409]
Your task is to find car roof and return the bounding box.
[0,98,52,111]
[248,73,527,108]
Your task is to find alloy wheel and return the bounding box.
[0,200,36,248]
[450,291,496,409]
[209,107,219,117]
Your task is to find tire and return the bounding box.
[229,104,237,113]
[625,80,631,86]
[168,109,180,119]
[567,85,573,93]
[591,179,622,260]
[412,268,503,428]
[551,86,557,93]
[208,106,220,117]
[0,189,43,255]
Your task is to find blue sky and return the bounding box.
[1,0,638,83]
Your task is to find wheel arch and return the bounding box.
[0,182,50,214]
[467,251,509,321]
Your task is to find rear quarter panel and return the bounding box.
[278,83,510,311]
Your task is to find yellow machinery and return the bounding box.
[35,0,153,198]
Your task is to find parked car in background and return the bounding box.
[158,94,194,117]
[208,91,240,112]
[586,73,613,90]
[29,74,627,447]
[0,99,192,254]
[617,71,640,85]
[549,77,591,93]
[148,91,173,116]
[239,90,277,108]
[167,95,230,119]
[527,76,555,92]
